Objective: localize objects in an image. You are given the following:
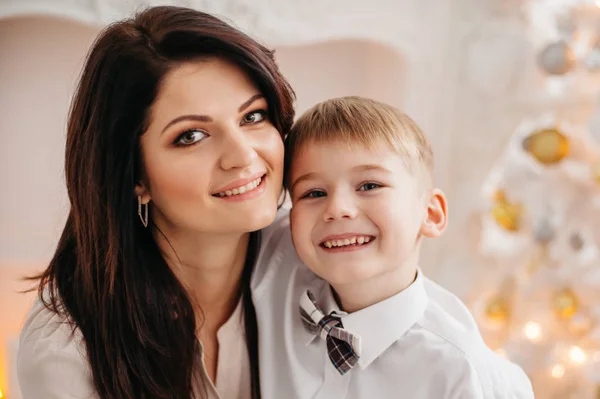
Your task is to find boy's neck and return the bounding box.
[331,262,419,314]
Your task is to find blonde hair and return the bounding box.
[284,96,433,188]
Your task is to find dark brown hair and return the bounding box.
[34,6,294,399]
[284,96,432,191]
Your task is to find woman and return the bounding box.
[17,6,294,399]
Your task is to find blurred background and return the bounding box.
[2,0,600,397]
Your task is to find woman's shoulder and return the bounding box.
[18,294,97,398]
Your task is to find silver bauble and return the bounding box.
[537,41,576,76]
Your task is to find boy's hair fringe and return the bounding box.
[284,96,433,190]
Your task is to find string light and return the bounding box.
[569,346,587,364]
[523,321,542,341]
[551,363,566,379]
[0,388,4,398]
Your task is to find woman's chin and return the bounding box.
[245,207,278,232]
[208,205,278,234]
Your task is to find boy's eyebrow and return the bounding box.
[290,172,318,192]
[351,164,393,174]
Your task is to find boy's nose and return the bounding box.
[323,195,358,222]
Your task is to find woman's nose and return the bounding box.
[219,126,258,170]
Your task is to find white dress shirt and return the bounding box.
[17,292,250,399]
[253,211,534,399]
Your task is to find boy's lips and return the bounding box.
[319,233,376,250]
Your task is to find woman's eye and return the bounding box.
[301,190,327,199]
[358,182,380,191]
[242,110,267,125]
[175,129,207,146]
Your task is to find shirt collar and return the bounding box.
[303,268,428,370]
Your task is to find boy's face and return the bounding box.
[289,140,444,287]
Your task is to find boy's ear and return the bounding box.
[420,188,448,238]
[134,180,151,204]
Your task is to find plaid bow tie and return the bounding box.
[299,289,361,375]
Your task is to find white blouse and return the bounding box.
[17,287,250,399]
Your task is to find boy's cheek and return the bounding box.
[289,208,304,243]
[290,203,310,226]
[289,210,315,256]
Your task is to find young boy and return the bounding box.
[254,97,533,398]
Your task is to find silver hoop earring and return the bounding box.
[138,196,149,228]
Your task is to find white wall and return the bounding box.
[276,39,405,115]
[0,16,99,397]
[0,16,97,263]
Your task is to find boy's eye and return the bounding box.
[242,110,267,125]
[300,190,327,199]
[358,182,381,191]
[175,129,207,146]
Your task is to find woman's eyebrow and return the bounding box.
[161,114,212,134]
[160,94,265,135]
[238,93,264,113]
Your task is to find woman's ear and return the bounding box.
[135,181,151,204]
[420,188,448,238]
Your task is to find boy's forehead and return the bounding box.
[291,139,403,176]
[293,137,391,160]
[298,136,392,153]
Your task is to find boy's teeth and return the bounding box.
[323,236,373,249]
[217,177,262,197]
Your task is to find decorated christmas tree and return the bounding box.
[471,2,600,397]
[474,115,600,398]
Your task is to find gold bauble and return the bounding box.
[485,297,510,323]
[522,128,570,165]
[552,288,579,320]
[490,190,522,232]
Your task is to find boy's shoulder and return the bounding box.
[411,276,534,398]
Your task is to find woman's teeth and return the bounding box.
[323,236,372,248]
[216,177,262,197]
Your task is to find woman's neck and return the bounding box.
[154,227,250,332]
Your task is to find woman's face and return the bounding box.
[136,58,284,236]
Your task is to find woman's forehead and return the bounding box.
[148,58,262,127]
